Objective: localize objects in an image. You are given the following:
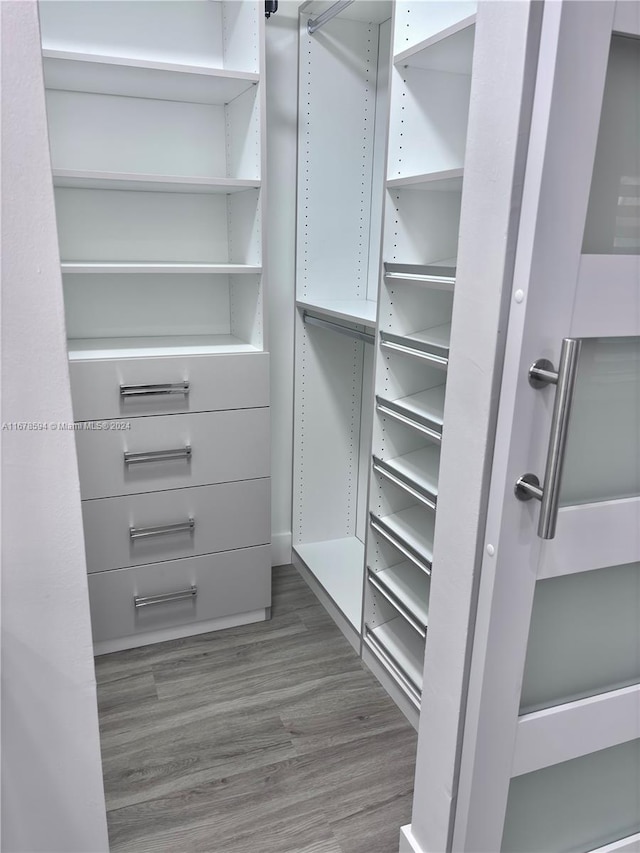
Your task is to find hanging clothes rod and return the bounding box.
[303,311,375,345]
[307,0,355,34]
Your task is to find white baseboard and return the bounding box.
[400,825,424,853]
[271,531,292,566]
[93,608,269,655]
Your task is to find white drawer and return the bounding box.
[70,352,269,420]
[82,479,270,573]
[88,546,271,644]
[75,408,270,499]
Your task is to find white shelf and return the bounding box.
[380,324,451,365]
[42,50,259,105]
[408,323,452,353]
[374,446,441,505]
[294,537,365,630]
[394,15,476,75]
[53,171,260,195]
[67,335,260,361]
[367,617,425,691]
[61,263,261,275]
[296,298,377,327]
[371,505,435,569]
[384,263,456,290]
[387,169,464,192]
[370,561,430,630]
[377,385,447,441]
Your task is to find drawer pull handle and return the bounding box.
[129,518,195,540]
[120,381,190,398]
[124,445,192,466]
[134,586,197,609]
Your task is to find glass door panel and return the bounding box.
[502,739,640,853]
[583,34,640,254]
[520,561,640,713]
[560,336,640,507]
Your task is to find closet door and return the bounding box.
[450,3,640,851]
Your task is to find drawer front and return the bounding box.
[76,408,270,499]
[88,546,271,644]
[82,479,270,573]
[70,352,270,420]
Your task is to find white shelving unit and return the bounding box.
[292,0,392,641]
[40,0,270,652]
[363,2,476,723]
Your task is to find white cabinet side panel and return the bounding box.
[367,18,392,302]
[225,85,261,180]
[296,13,379,301]
[222,0,261,74]
[293,314,364,544]
[228,188,262,265]
[356,340,375,543]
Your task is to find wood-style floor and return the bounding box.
[96,565,418,853]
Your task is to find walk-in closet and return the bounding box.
[3,1,640,852]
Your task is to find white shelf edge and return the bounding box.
[370,562,430,630]
[387,169,464,190]
[52,170,260,194]
[67,334,261,360]
[366,618,425,692]
[393,14,477,66]
[371,506,435,568]
[379,385,446,429]
[376,446,441,501]
[296,298,377,327]
[60,263,262,275]
[41,48,260,83]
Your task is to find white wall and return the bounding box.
[0,2,109,850]
[266,1,299,566]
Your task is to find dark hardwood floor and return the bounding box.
[96,565,418,853]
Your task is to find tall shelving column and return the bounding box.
[39,1,271,653]
[292,0,392,648]
[363,1,477,724]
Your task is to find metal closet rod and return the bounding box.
[307,0,355,34]
[303,311,375,345]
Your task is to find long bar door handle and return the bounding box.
[514,338,582,539]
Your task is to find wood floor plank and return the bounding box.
[152,624,362,704]
[95,610,307,686]
[281,697,412,757]
[98,564,417,853]
[102,709,295,811]
[330,791,414,853]
[96,671,157,717]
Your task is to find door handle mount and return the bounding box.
[514,338,582,540]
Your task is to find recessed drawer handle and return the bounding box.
[134,585,197,609]
[120,381,190,398]
[129,518,195,540]
[124,445,192,466]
